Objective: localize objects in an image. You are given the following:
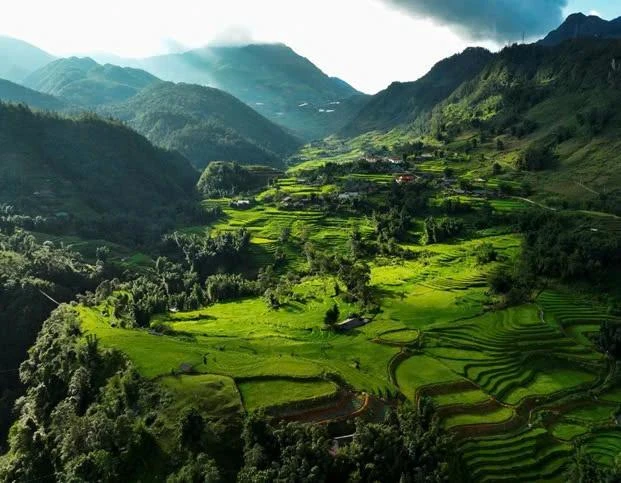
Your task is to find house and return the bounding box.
[396,174,415,185]
[230,199,252,209]
[386,157,403,165]
[336,317,368,331]
[418,153,434,160]
[338,192,360,201]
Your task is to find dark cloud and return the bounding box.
[380,0,568,41]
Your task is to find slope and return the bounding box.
[341,47,494,137]
[0,78,68,111]
[121,43,365,140]
[429,39,621,203]
[0,102,199,243]
[23,57,161,106]
[0,35,56,83]
[539,13,621,46]
[102,82,302,168]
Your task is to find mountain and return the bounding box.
[0,78,68,111]
[119,43,365,140]
[341,47,494,137]
[0,36,55,83]
[539,13,621,46]
[101,81,302,168]
[429,39,621,199]
[23,57,161,106]
[0,102,198,243]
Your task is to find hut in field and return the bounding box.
[336,317,367,331]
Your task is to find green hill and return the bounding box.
[102,81,302,168]
[0,78,68,111]
[0,36,55,83]
[0,102,199,243]
[341,47,494,137]
[127,43,365,139]
[23,57,161,106]
[429,39,621,202]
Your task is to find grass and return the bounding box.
[238,379,338,412]
[159,374,243,419]
[444,406,514,429]
[395,354,463,400]
[433,388,490,407]
[550,422,589,441]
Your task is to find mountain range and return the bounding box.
[0,12,620,176]
[23,56,160,106]
[0,36,55,83]
[105,43,368,140]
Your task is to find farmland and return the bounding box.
[72,144,621,481]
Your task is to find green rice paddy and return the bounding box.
[76,160,621,480]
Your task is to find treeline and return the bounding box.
[197,162,281,198]
[519,211,621,283]
[90,229,254,327]
[0,304,458,481]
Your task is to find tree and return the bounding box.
[324,304,340,328]
[475,242,498,264]
[167,454,221,483]
[178,408,205,454]
[95,246,110,264]
[517,143,557,171]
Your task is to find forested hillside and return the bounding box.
[0,78,68,110]
[429,39,621,203]
[102,82,301,168]
[0,102,200,244]
[24,57,161,106]
[341,47,494,136]
[0,226,102,452]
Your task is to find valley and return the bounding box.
[71,144,621,481]
[1,9,621,482]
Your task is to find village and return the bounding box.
[229,151,506,212]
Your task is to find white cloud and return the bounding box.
[0,0,499,93]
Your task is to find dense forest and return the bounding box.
[0,102,204,244]
[103,82,301,168]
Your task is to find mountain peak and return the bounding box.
[539,12,621,46]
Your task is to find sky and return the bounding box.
[0,0,619,94]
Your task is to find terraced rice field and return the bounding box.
[77,173,621,480]
[538,290,619,345]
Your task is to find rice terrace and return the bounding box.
[3,6,621,482]
[76,134,621,481]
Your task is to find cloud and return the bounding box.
[378,0,568,42]
[210,26,255,47]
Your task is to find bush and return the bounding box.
[517,143,557,171]
[324,304,340,328]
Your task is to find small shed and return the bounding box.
[336,317,367,331]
